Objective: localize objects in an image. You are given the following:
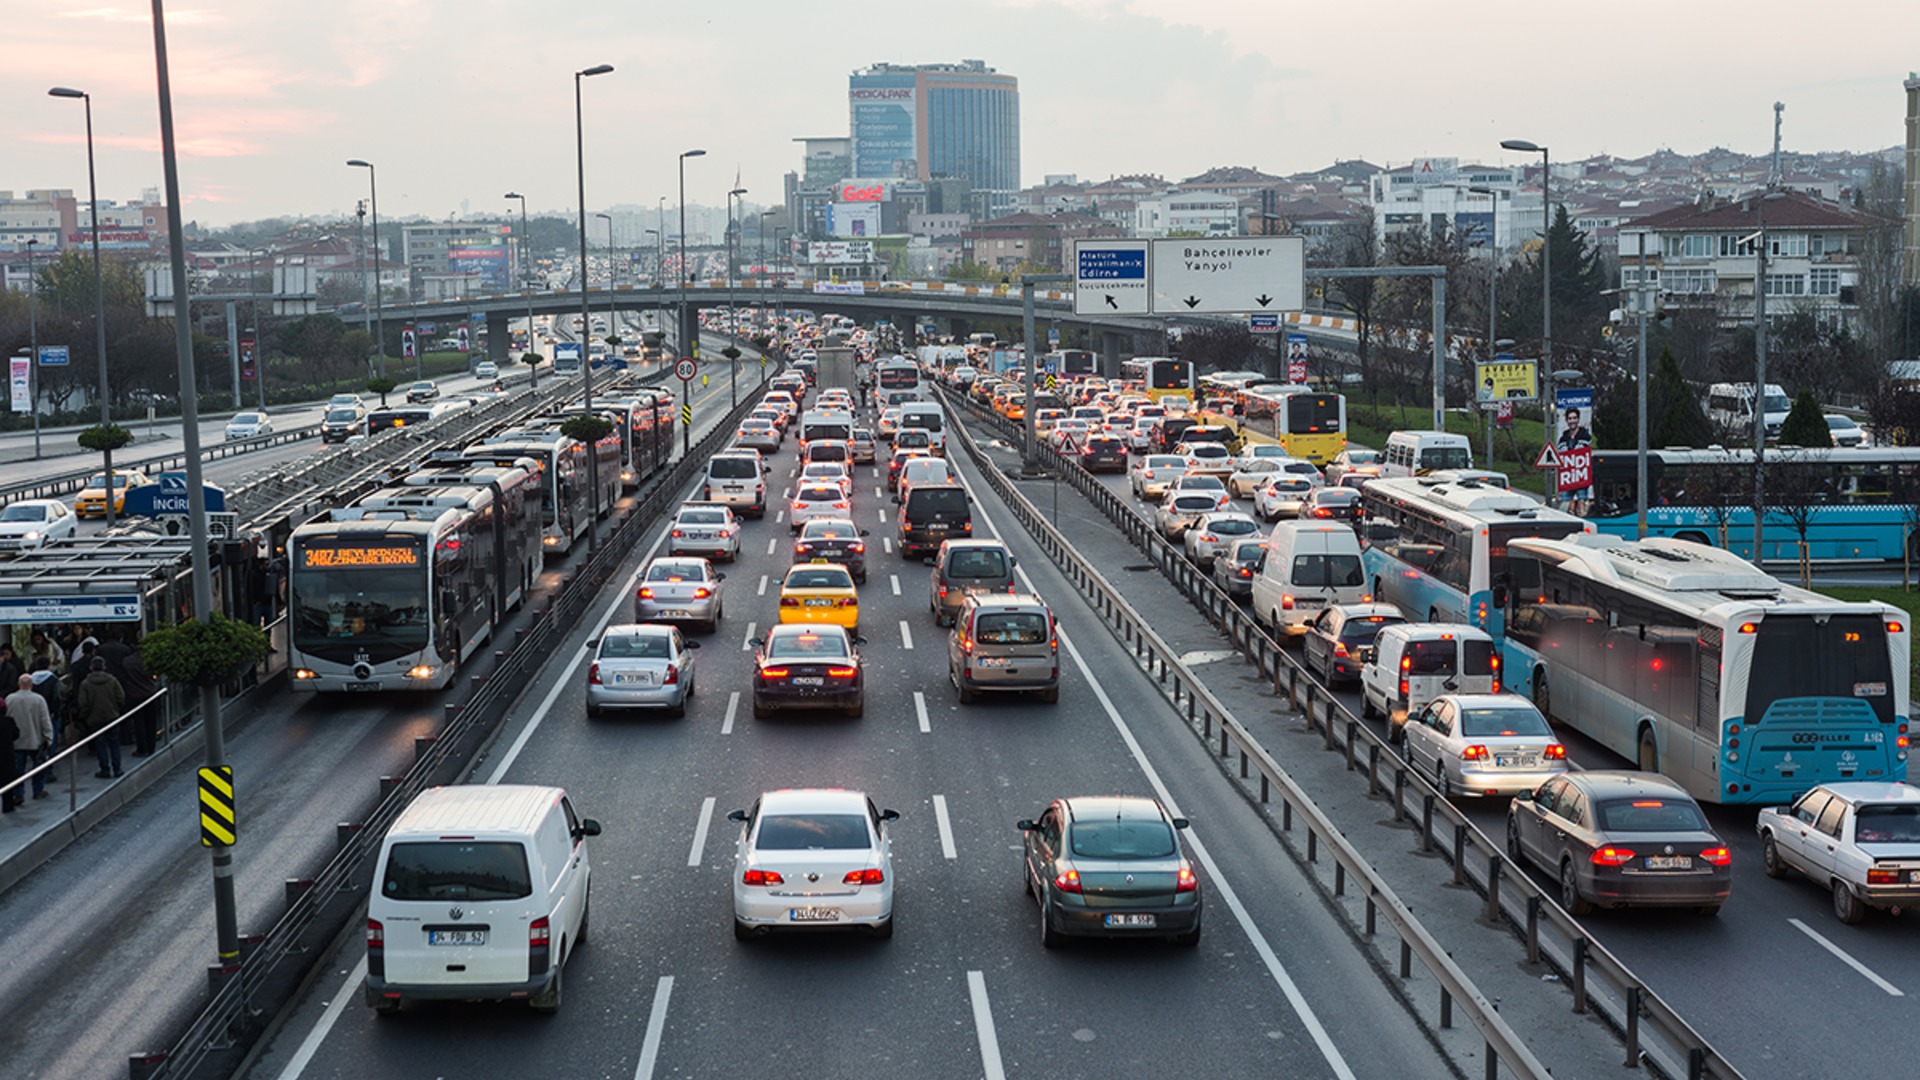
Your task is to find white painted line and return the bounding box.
[688,797,716,867]
[967,494,1358,1080]
[765,536,777,555]
[878,508,888,521]
[874,485,883,498]
[899,620,913,650]
[632,975,675,1080]
[967,971,1006,1080]
[757,574,768,595]
[883,537,893,554]
[273,957,367,1080]
[915,690,931,734]
[773,512,784,527]
[742,621,757,651]
[722,691,739,736]
[1789,918,1905,996]
[932,794,957,859]
[889,574,901,596]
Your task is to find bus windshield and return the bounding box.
[291,540,430,663]
[1150,362,1189,390]
[1747,615,1894,725]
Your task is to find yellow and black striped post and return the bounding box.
[199,765,235,847]
[681,402,693,427]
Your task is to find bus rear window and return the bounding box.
[1746,615,1894,725]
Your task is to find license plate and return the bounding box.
[927,523,948,532]
[976,657,1009,668]
[789,907,840,922]
[428,929,487,946]
[1494,755,1536,768]
[663,609,692,618]
[792,676,824,686]
[613,673,654,687]
[344,681,379,692]
[1104,913,1157,928]
[805,598,832,607]
[1643,856,1693,871]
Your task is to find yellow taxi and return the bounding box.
[73,469,151,519]
[777,563,860,631]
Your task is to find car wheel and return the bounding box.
[1761,834,1789,879]
[847,699,865,719]
[371,996,402,1017]
[1038,891,1064,949]
[529,953,563,1014]
[1172,923,1201,948]
[1833,879,1867,925]
[586,702,601,719]
[1558,859,1594,916]
[1637,727,1660,774]
[1433,758,1449,798]
[1039,685,1060,704]
[733,918,756,941]
[868,916,893,940]
[1360,693,1378,721]
[752,701,771,720]
[1532,668,1552,724]
[1695,904,1722,917]
[1505,819,1525,864]
[575,897,591,948]
[956,678,976,705]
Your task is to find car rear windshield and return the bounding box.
[809,444,849,462]
[1291,554,1363,587]
[799,487,841,502]
[1463,639,1497,676]
[1459,707,1550,737]
[1173,496,1218,512]
[910,488,969,515]
[1406,639,1460,675]
[755,813,870,850]
[1209,518,1259,536]
[709,458,758,479]
[787,568,853,589]
[1315,490,1360,505]
[948,549,1008,578]
[901,412,944,433]
[1854,805,1920,843]
[1339,617,1400,644]
[381,841,532,901]
[802,522,856,539]
[1070,819,1176,859]
[601,634,673,659]
[974,612,1048,644]
[645,561,705,581]
[679,508,726,524]
[1595,798,1708,833]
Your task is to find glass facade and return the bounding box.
[849,63,1019,218]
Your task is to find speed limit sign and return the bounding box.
[675,357,698,382]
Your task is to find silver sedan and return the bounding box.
[586,623,699,718]
[669,504,743,561]
[1402,694,1568,798]
[633,556,726,633]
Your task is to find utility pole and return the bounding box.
[1020,274,1070,472]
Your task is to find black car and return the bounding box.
[1299,486,1363,525]
[794,518,870,583]
[404,379,440,404]
[1301,603,1405,685]
[1079,436,1129,473]
[750,623,865,718]
[898,483,972,559]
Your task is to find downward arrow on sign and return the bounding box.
[1256,294,1273,307]
[1183,296,1200,309]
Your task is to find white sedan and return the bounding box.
[729,788,898,940]
[1255,477,1318,521]
[789,483,853,532]
[0,499,79,551]
[224,411,274,441]
[668,504,743,561]
[1226,458,1284,499]
[801,461,855,498]
[1183,511,1263,570]
[1177,442,1235,476]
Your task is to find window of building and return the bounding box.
[1810,267,1841,296]
[1764,273,1806,297]
[1770,233,1808,258]
[1809,234,1827,257]
[1720,234,1756,258]
[1663,269,1717,294]
[1683,235,1713,258]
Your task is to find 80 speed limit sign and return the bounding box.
[675,357,699,381]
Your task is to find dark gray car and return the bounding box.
[1017,796,1201,947]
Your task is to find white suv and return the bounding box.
[704,450,768,518]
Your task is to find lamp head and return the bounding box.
[504,191,523,200]
[578,64,614,77]
[347,159,371,169]
[1499,139,1543,154]
[48,87,86,100]
[682,149,707,160]
[730,187,748,197]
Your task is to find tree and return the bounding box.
[1321,213,1382,398]
[560,414,613,445]
[1648,348,1713,447]
[1766,448,1830,587]
[1777,390,1831,447]
[1173,324,1263,376]
[1866,381,1920,447]
[1502,205,1611,354]
[77,423,133,453]
[366,376,398,406]
[140,613,272,687]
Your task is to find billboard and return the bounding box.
[66,229,154,250]
[447,239,511,288]
[831,203,882,239]
[1553,386,1594,496]
[809,241,875,265]
[849,73,918,180]
[1475,355,1537,403]
[1456,211,1494,248]
[9,356,28,412]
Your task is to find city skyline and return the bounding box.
[4,1,1915,226]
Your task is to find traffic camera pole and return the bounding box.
[1020,274,1069,474]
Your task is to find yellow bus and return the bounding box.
[1118,357,1194,405]
[1206,383,1346,465]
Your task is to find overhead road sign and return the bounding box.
[0,594,142,623]
[1150,236,1304,316]
[1248,313,1280,335]
[1073,241,1150,316]
[38,345,70,367]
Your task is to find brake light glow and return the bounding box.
[693,588,711,599]
[1889,621,1906,634]
[1281,594,1295,610]
[1459,745,1490,762]
[1700,847,1732,867]
[1333,642,1349,658]
[1867,866,1902,884]
[760,667,790,678]
[828,666,858,678]
[1175,866,1198,893]
[1543,744,1566,759]
[843,868,885,885]
[742,869,785,886]
[1053,870,1082,893]
[1737,622,1757,634]
[1591,847,1636,867]
[639,588,654,599]
[529,916,550,946]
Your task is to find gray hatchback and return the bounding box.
[1017,795,1201,946]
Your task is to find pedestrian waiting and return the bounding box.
[73,658,126,779]
[7,673,54,800]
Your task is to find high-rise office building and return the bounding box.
[849,60,1020,218]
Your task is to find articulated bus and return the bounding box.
[1360,476,1592,635]
[1119,357,1194,405]
[399,457,545,612]
[461,434,592,556]
[1503,533,1910,804]
[1587,447,1920,564]
[1210,383,1347,465]
[552,393,672,490]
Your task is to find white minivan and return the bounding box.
[1380,430,1473,478]
[1360,623,1501,738]
[1251,521,1369,636]
[898,401,947,457]
[365,785,599,1015]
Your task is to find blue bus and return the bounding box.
[1587,447,1920,563]
[1360,476,1592,637]
[1503,533,1909,805]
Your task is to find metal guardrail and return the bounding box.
[941,393,1553,1080]
[0,424,322,505]
[141,371,774,1079]
[944,388,1745,1080]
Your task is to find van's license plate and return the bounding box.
[428,930,487,946]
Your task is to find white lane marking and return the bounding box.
[688,797,716,867]
[967,491,1358,1079]
[765,536,777,555]
[273,957,367,1080]
[722,691,739,736]
[899,620,913,650]
[1789,918,1905,996]
[757,574,768,596]
[967,971,1006,1080]
[889,574,901,596]
[874,485,883,498]
[742,621,757,651]
[878,508,888,521]
[932,794,957,859]
[915,690,931,734]
[883,537,893,554]
[773,512,784,526]
[632,975,675,1080]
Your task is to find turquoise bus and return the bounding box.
[1503,533,1909,805]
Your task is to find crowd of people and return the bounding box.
[0,625,158,812]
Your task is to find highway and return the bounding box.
[239,395,1452,1079]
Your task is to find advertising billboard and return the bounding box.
[849,73,918,180]
[1553,386,1594,496]
[1474,355,1537,403]
[809,241,875,265]
[830,203,882,239]
[447,239,511,288]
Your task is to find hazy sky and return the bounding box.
[7,1,1917,226]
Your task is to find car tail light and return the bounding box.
[843,868,885,885]
[1459,744,1490,762]
[1400,677,1410,700]
[1175,865,1198,893]
[1700,847,1732,867]
[693,587,712,599]
[588,662,602,685]
[639,587,655,599]
[796,542,812,554]
[780,597,800,607]
[1543,744,1567,759]
[1197,533,1217,544]
[1053,870,1082,893]
[663,663,679,685]
[529,916,551,947]
[851,543,865,553]
[1313,508,1331,518]
[1591,847,1636,867]
[759,667,790,678]
[366,919,384,949]
[835,501,849,509]
[742,869,785,886]
[1281,594,1295,610]
[828,666,858,678]
[792,501,805,511]
[671,529,683,538]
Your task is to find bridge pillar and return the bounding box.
[678,299,702,361]
[949,317,969,344]
[1098,330,1126,379]
[486,310,511,362]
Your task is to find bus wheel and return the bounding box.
[1637,727,1660,774]
[1675,531,1711,547]
[1532,669,1551,723]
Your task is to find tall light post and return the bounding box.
[354,200,370,339]
[504,191,536,390]
[48,86,116,525]
[247,246,267,410]
[574,61,613,549]
[24,238,41,458]
[1466,185,1504,468]
[1500,139,1552,499]
[727,186,747,407]
[678,149,706,362]
[597,211,617,346]
[346,159,384,377]
[760,209,776,367]
[1749,190,1787,567]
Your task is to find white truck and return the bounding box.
[815,346,860,395]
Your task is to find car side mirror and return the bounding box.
[1171,817,1191,830]
[1512,790,1533,803]
[585,639,597,649]
[892,495,902,504]
[577,818,603,837]
[1015,819,1036,831]
[685,640,702,649]
[726,809,748,823]
[880,809,901,822]
[748,637,764,648]
[715,572,727,581]
[860,529,871,537]
[1009,556,1018,567]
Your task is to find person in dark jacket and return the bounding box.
[73,658,125,779]
[0,644,22,701]
[93,630,159,755]
[0,707,19,811]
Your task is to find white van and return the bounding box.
[1251,521,1369,636]
[704,449,768,517]
[1360,623,1502,738]
[365,785,599,1015]
[1380,431,1473,478]
[1706,382,1790,439]
[798,408,854,456]
[898,401,947,456]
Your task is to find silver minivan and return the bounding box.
[1360,623,1501,738]
[365,785,599,1015]
[949,593,1059,703]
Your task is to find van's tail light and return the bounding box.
[1053,870,1082,893]
[1281,594,1295,610]
[1543,744,1567,760]
[366,919,384,949]
[1459,745,1490,762]
[662,663,679,685]
[1701,847,1733,867]
[529,916,551,947]
[1175,866,1198,893]
[742,869,785,886]
[588,662,602,685]
[843,868,885,885]
[1591,847,1636,867]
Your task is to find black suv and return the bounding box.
[897,483,973,559]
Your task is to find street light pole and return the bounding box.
[728,186,747,408]
[1751,192,1785,568]
[574,62,613,549]
[346,159,383,378]
[247,247,266,411]
[1501,139,1553,501]
[25,239,40,459]
[1019,274,1071,471]
[49,86,117,526]
[597,211,616,349]
[504,191,536,390]
[678,150,707,366]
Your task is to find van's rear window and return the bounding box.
[382,841,532,901]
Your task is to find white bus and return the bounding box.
[1360,476,1592,635]
[1503,534,1910,804]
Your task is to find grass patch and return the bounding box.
[1816,585,1920,687]
[1346,402,1555,495]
